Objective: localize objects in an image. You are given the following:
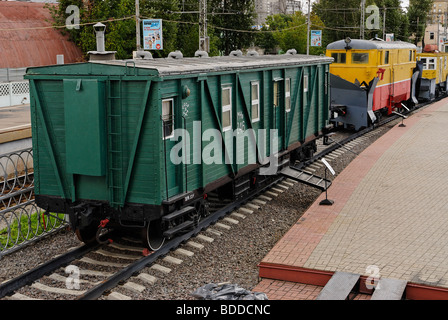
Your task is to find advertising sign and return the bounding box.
[311,30,322,47]
[143,19,163,50]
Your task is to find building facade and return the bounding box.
[255,0,302,26]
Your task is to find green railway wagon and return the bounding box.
[25,52,333,249]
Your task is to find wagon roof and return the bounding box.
[91,54,333,76]
[327,39,417,50]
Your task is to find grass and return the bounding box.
[0,211,66,251]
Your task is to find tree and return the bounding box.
[407,0,433,45]
[48,0,181,59]
[376,0,410,41]
[208,0,257,55]
[313,0,364,42]
[174,0,220,57]
[258,12,326,55]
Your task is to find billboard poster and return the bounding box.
[386,33,394,42]
[311,30,322,47]
[143,19,163,50]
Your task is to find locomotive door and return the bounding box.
[389,52,395,111]
[272,79,284,153]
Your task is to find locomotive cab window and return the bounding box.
[352,52,369,64]
[251,82,260,122]
[222,87,232,131]
[162,98,174,139]
[331,52,346,64]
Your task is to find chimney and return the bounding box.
[88,22,117,61]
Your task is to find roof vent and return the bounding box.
[195,50,209,58]
[229,50,243,57]
[168,50,184,59]
[247,50,259,57]
[135,51,153,60]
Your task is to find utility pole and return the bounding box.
[444,12,447,52]
[136,0,141,50]
[306,0,311,55]
[199,0,208,52]
[382,6,386,40]
[360,0,366,39]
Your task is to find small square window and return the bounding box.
[303,74,309,93]
[162,98,174,139]
[251,82,260,122]
[285,78,291,112]
[273,82,279,107]
[222,87,232,131]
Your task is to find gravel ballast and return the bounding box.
[0,123,397,300]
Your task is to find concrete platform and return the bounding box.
[0,104,31,154]
[255,97,448,300]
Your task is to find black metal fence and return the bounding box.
[0,147,67,258]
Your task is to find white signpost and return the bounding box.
[319,158,335,206]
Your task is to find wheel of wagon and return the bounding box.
[141,219,165,251]
[75,224,98,244]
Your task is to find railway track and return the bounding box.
[0,97,439,300]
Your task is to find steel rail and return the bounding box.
[76,177,284,300]
[0,242,101,299]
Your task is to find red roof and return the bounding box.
[0,2,83,68]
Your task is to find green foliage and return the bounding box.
[376,0,410,41]
[257,12,325,55]
[313,0,414,44]
[47,0,254,59]
[208,0,257,55]
[407,0,433,45]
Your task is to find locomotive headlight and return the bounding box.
[344,37,352,50]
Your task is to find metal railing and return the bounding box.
[0,147,68,258]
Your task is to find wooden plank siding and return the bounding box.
[27,55,331,209]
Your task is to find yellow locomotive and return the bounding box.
[416,45,448,100]
[326,38,418,130]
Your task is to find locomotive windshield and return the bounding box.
[331,52,346,64]
[352,52,369,64]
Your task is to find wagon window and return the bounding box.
[352,52,369,64]
[303,74,309,93]
[251,82,260,122]
[285,78,291,112]
[422,58,436,70]
[162,98,174,139]
[222,87,232,131]
[331,52,346,64]
[409,50,413,61]
[273,82,279,107]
